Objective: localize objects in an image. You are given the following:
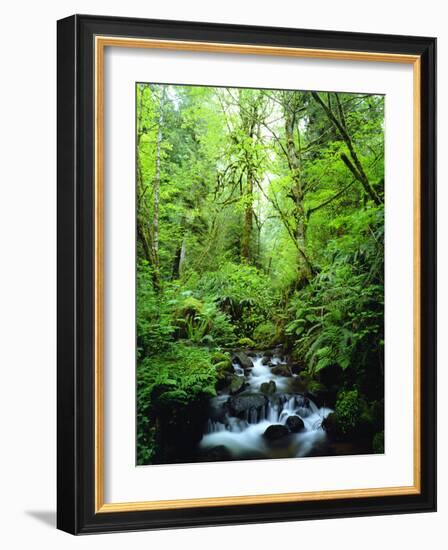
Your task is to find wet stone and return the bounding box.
[286,415,305,432]
[263,424,289,440]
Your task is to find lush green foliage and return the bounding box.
[333,389,364,435]
[136,262,175,357]
[137,344,217,464]
[286,206,384,393]
[195,262,278,336]
[136,83,385,463]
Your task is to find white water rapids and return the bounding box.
[199,353,333,460]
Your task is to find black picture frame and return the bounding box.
[57,14,436,535]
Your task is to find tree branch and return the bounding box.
[306,180,355,218]
[311,91,382,206]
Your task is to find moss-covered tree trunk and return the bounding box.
[282,93,313,280]
[150,89,166,290]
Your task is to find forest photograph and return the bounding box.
[136,82,385,466]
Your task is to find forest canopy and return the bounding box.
[136,83,385,465]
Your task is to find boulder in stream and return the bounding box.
[286,415,305,432]
[227,392,267,417]
[260,380,276,395]
[232,351,253,371]
[271,364,291,377]
[322,413,340,438]
[263,424,289,440]
[202,445,232,461]
[229,375,245,394]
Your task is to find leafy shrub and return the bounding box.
[286,206,384,396]
[137,344,217,464]
[253,321,277,347]
[136,263,175,358]
[196,262,278,336]
[333,389,363,435]
[203,302,236,346]
[174,293,235,346]
[323,388,378,441]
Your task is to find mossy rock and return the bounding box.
[211,351,231,365]
[271,364,291,377]
[260,380,276,395]
[237,337,255,348]
[233,351,253,370]
[176,297,203,319]
[173,297,206,339]
[214,360,233,380]
[229,375,245,394]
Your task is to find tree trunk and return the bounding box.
[283,97,313,280]
[137,220,153,265]
[172,232,187,279]
[136,86,154,268]
[238,90,256,263]
[151,88,166,290]
[241,174,253,262]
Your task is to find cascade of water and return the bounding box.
[206,419,227,433]
[200,351,333,459]
[249,408,258,424]
[267,402,279,423]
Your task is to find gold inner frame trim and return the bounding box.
[94,35,422,513]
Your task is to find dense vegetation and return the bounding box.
[136,84,384,464]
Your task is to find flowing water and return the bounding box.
[198,352,333,461]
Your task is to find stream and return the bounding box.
[198,350,333,461]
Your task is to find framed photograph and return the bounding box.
[57,14,436,534]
